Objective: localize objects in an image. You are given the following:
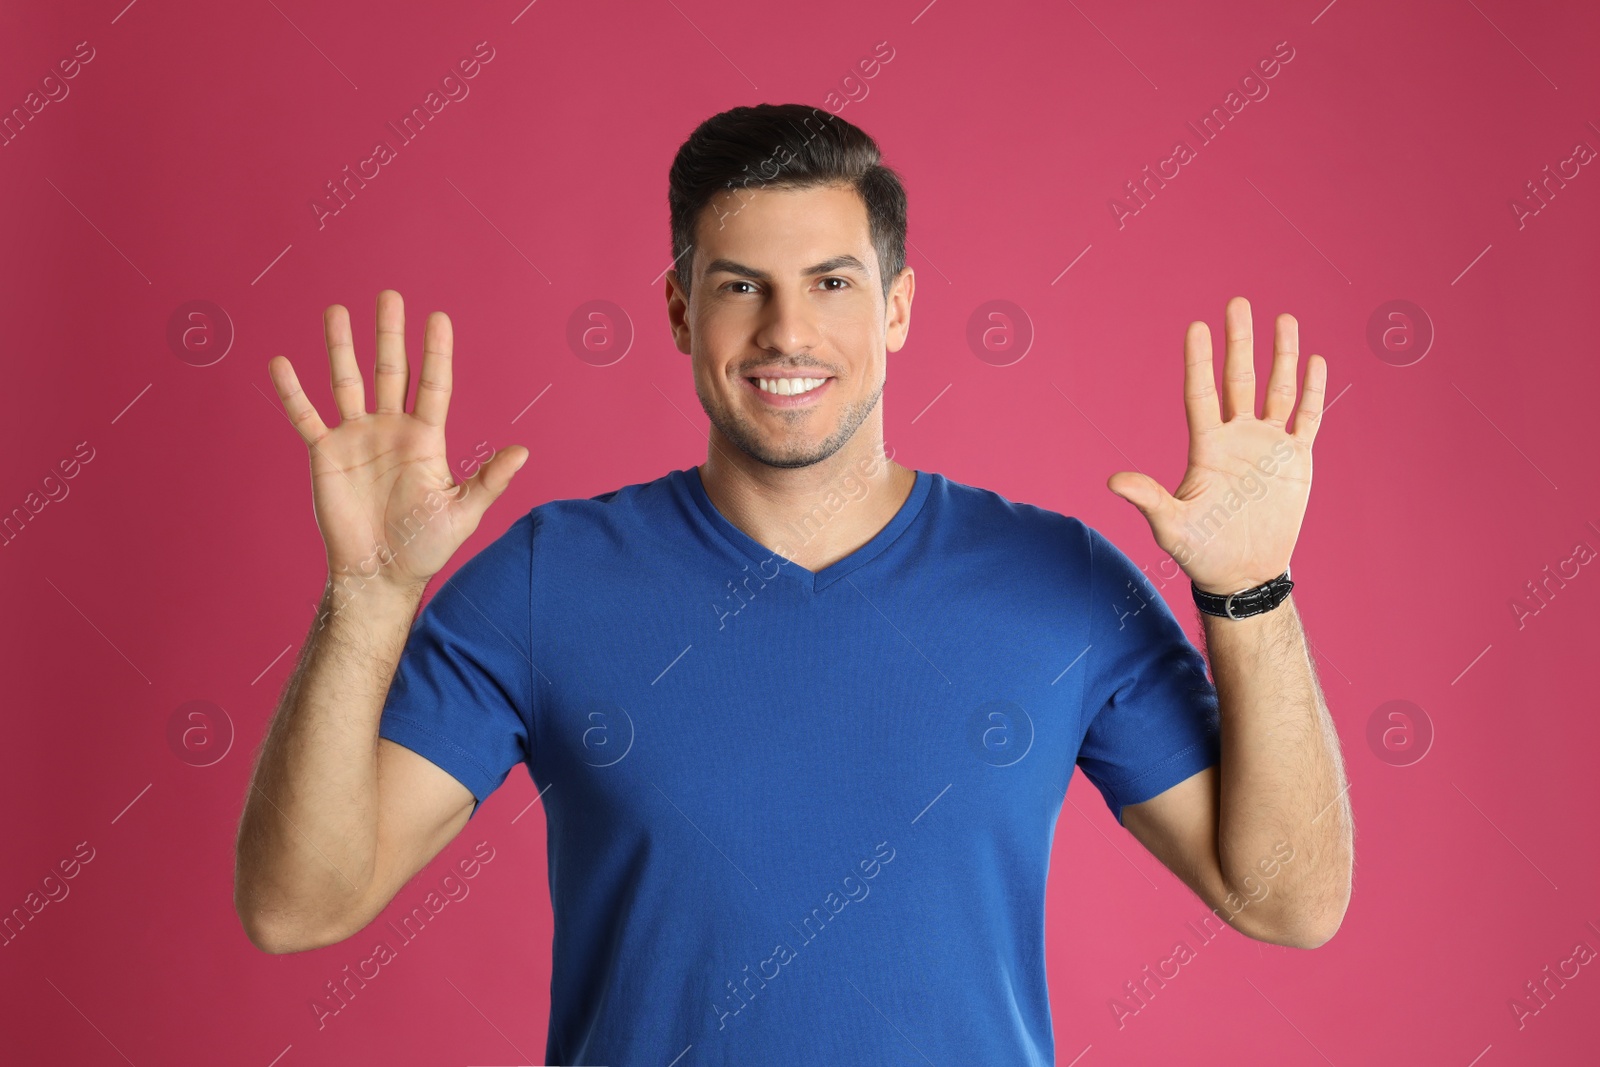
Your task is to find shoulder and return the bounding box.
[520,467,686,556]
[925,472,1170,603]
[528,468,672,518]
[435,469,674,573]
[916,472,1115,608]
[927,470,1095,555]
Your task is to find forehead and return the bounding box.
[694,183,873,270]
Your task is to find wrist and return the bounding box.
[324,555,430,596]
[1191,567,1294,619]
[318,572,427,630]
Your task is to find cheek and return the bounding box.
[824,294,875,324]
[694,309,750,359]
[694,358,749,408]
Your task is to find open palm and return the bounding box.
[1107,297,1325,596]
[267,290,528,594]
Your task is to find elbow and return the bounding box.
[1268,918,1341,950]
[239,915,306,955]
[237,907,355,955]
[236,895,309,954]
[235,888,358,955]
[1258,898,1349,950]
[236,898,300,954]
[233,859,370,955]
[1235,852,1353,950]
[235,875,291,954]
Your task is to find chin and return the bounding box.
[751,432,844,469]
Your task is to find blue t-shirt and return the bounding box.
[378,465,1221,1066]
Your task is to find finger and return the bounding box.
[1262,312,1300,427]
[455,446,529,523]
[1293,354,1327,446]
[413,310,453,428]
[1107,470,1175,522]
[1183,320,1223,438]
[1222,296,1256,421]
[374,289,410,415]
[267,355,330,446]
[324,303,367,423]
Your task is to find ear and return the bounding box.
[885,266,914,353]
[664,270,692,355]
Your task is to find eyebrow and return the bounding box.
[703,254,872,282]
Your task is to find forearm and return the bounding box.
[234,576,422,950]
[1201,594,1352,945]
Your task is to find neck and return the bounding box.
[697,433,915,573]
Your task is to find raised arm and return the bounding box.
[1108,297,1352,948]
[233,290,527,954]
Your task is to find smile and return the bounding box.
[743,376,833,407]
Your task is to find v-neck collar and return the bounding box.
[676,465,932,593]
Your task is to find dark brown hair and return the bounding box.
[668,103,908,304]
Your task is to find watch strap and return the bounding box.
[1191,566,1294,619]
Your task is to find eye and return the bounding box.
[820,277,850,291]
[721,280,759,294]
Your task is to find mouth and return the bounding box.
[743,374,834,408]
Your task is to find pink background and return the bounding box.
[3,0,1598,1064]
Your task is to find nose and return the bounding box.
[752,283,824,360]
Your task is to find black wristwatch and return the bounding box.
[1191,566,1294,619]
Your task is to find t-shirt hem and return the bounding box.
[378,712,501,807]
[1107,738,1220,825]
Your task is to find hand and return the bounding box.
[1106,296,1325,595]
[268,289,529,594]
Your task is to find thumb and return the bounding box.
[455,446,529,519]
[1106,471,1168,520]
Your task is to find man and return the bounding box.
[235,103,1352,1065]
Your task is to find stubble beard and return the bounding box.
[698,371,885,471]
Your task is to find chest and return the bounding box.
[526,572,1090,847]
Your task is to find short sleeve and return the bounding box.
[1074,523,1221,826]
[378,509,537,820]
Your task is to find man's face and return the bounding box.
[667,182,913,470]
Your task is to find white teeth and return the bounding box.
[757,377,826,396]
